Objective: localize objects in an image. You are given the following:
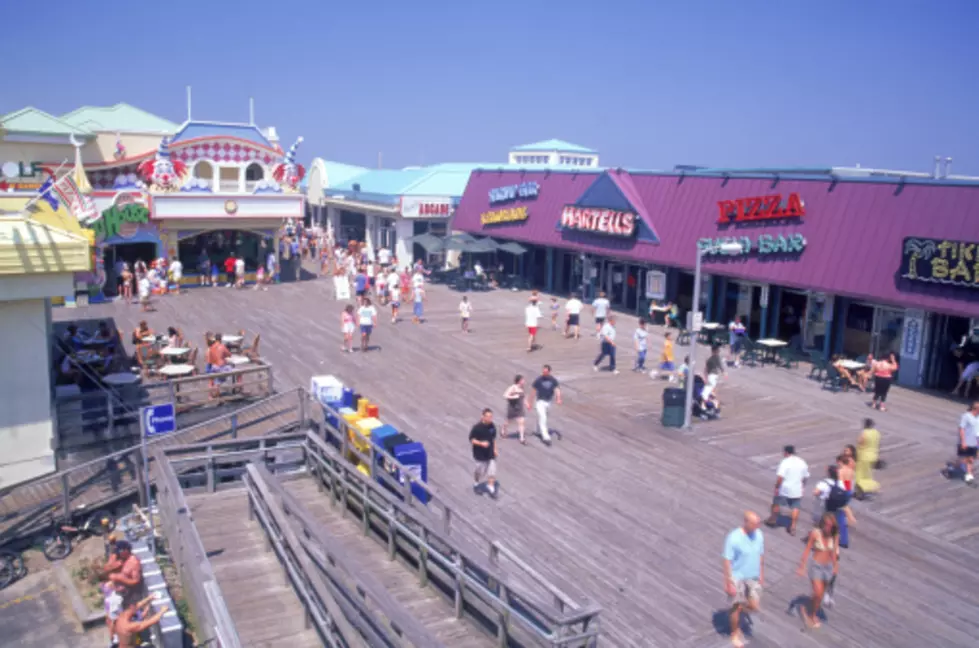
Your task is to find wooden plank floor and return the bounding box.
[0,393,299,542]
[187,488,322,648]
[56,266,979,647]
[283,476,497,648]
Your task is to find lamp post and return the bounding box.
[684,241,744,429]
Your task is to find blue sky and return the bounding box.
[3,0,978,174]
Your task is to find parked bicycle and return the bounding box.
[0,548,26,589]
[41,506,116,561]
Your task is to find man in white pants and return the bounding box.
[527,364,562,446]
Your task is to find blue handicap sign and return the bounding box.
[141,403,177,438]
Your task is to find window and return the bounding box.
[192,161,214,187]
[218,167,240,193]
[244,163,264,191]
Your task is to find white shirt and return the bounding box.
[169,260,183,277]
[366,264,375,278]
[234,258,245,275]
[525,304,541,327]
[412,272,425,288]
[459,301,472,318]
[776,455,810,499]
[566,298,582,315]
[378,248,391,264]
[357,306,377,326]
[138,277,150,297]
[592,298,610,318]
[386,272,400,291]
[600,322,616,342]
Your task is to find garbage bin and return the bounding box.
[661,387,686,428]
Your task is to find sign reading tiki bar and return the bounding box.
[717,192,805,224]
[481,206,528,226]
[900,237,979,289]
[488,182,539,204]
[560,206,636,237]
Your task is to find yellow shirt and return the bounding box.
[662,339,674,363]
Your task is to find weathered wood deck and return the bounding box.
[55,270,979,647]
[187,488,322,648]
[283,476,496,648]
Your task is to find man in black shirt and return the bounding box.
[527,364,562,446]
[469,408,499,497]
[704,344,725,398]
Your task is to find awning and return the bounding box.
[0,215,92,275]
[403,232,444,253]
[497,241,528,255]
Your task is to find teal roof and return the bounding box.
[60,103,178,133]
[318,160,370,188]
[511,139,596,154]
[401,169,473,196]
[0,107,92,137]
[330,169,432,194]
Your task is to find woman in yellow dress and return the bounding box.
[855,418,881,498]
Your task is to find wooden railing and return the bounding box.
[302,429,601,647]
[154,448,243,648]
[0,388,305,544]
[53,364,275,455]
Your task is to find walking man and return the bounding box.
[469,408,499,498]
[633,318,649,372]
[591,291,610,337]
[946,400,979,485]
[564,292,583,339]
[593,315,618,374]
[765,445,810,535]
[527,365,562,446]
[358,297,377,352]
[723,512,765,648]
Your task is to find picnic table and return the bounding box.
[160,347,190,363]
[227,355,251,366]
[756,338,788,364]
[157,364,195,378]
[700,322,725,346]
[838,359,865,371]
[102,372,141,386]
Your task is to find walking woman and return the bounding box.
[796,512,839,630]
[855,418,881,499]
[870,352,899,411]
[340,304,355,353]
[120,263,133,304]
[502,375,527,445]
[835,450,857,548]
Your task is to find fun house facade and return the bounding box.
[452,168,979,391]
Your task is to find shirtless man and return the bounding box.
[107,540,143,604]
[206,333,232,397]
[116,596,168,648]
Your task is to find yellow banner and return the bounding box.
[480,206,528,226]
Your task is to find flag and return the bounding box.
[37,176,60,210]
[52,173,98,222]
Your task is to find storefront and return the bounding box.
[453,168,979,389]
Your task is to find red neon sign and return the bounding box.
[561,206,636,237]
[717,193,805,224]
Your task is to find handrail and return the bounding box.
[271,468,446,648]
[243,463,368,648]
[303,431,601,645]
[308,397,591,615]
[155,448,243,648]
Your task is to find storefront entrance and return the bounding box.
[842,302,905,359]
[924,314,973,390]
[177,230,270,275]
[594,259,641,313]
[102,242,157,295]
[339,210,367,245]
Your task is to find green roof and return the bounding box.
[0,107,92,137]
[511,139,596,154]
[60,103,178,133]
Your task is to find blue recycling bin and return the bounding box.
[393,441,429,504]
[323,400,344,448]
[341,388,355,408]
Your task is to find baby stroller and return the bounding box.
[693,375,721,420]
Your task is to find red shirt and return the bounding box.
[223,257,236,273]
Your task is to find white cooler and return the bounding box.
[310,375,344,405]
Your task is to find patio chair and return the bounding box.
[808,352,828,381]
[741,339,762,367]
[676,328,692,346]
[187,347,199,374]
[243,334,262,362]
[822,365,846,392]
[134,345,162,380]
[777,347,803,369]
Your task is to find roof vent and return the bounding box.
[352,183,361,192]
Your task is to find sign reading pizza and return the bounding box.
[560,206,636,237]
[717,192,805,225]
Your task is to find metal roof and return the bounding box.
[511,139,597,154]
[0,107,92,137]
[59,103,179,133]
[169,121,274,148]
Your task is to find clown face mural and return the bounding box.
[271,136,306,192]
[137,136,187,192]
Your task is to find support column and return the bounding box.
[704,276,715,322]
[759,285,770,340]
[769,287,782,340]
[545,248,554,293]
[833,297,849,355]
[715,277,729,323]
[666,268,679,303]
[822,297,835,360]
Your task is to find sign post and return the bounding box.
[140,403,177,554]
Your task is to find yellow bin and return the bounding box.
[357,398,371,417]
[351,417,382,454]
[340,407,361,427]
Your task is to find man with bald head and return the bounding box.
[722,512,765,648]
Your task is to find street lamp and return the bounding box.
[684,240,744,429]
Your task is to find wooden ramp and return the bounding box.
[282,476,496,648]
[187,488,322,648]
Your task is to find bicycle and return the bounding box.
[41,506,116,562]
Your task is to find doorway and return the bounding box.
[871,307,904,359]
[776,290,808,347]
[104,243,157,296]
[925,314,972,389]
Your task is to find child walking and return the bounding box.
[459,296,472,333]
[650,331,677,381]
[633,318,649,371]
[550,297,560,330]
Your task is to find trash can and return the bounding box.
[661,387,686,428]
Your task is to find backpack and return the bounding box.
[823,479,851,512]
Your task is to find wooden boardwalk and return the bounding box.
[56,268,979,647]
[283,476,496,648]
[187,488,322,648]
